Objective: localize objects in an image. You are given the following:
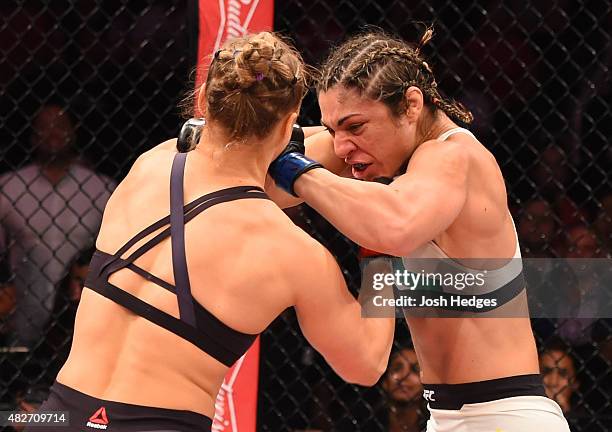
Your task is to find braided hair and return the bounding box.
[317,28,473,125]
[181,32,310,148]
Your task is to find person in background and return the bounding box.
[540,341,579,415]
[382,346,426,432]
[9,385,50,432]
[0,102,115,347]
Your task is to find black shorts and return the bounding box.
[24,381,213,432]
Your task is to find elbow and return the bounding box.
[343,363,385,387]
[339,350,388,386]
[372,218,416,257]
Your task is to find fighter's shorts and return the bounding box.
[24,381,213,432]
[423,374,570,432]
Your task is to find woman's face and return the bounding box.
[383,349,422,402]
[318,86,414,181]
[540,350,577,413]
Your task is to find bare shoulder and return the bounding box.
[155,138,179,153]
[125,139,177,181]
[255,209,331,282]
[440,131,497,165]
[135,139,177,165]
[102,140,175,212]
[407,138,469,176]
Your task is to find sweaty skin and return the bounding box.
[57,124,394,418]
[271,89,539,385]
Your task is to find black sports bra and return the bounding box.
[84,152,269,366]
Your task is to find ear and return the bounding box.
[280,111,298,143]
[403,86,424,122]
[196,83,207,117]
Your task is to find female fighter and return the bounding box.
[269,29,570,431]
[28,32,395,432]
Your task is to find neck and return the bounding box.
[36,155,74,185]
[388,401,421,432]
[400,111,457,171]
[190,124,280,188]
[418,110,458,146]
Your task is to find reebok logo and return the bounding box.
[86,406,109,430]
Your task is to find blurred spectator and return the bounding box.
[381,347,425,432]
[540,340,579,415]
[556,198,591,231]
[594,194,612,254]
[555,225,604,345]
[9,385,50,432]
[518,199,558,257]
[0,103,115,347]
[0,282,16,346]
[561,225,603,259]
[530,146,570,201]
[37,247,94,381]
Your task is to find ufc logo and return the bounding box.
[423,390,436,402]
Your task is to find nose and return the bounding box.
[545,370,561,388]
[333,134,357,159]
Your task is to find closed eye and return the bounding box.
[348,123,364,133]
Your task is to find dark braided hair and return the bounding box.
[317,28,473,125]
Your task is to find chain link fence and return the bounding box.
[1,1,611,431]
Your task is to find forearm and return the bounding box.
[294,169,410,254]
[364,316,395,378]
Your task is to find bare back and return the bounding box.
[405,131,539,384]
[57,140,306,417]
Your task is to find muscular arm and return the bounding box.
[294,239,395,386]
[293,140,469,256]
[265,130,348,208]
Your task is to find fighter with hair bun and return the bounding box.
[27,32,395,432]
[269,29,570,431]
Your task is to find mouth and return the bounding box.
[391,386,419,400]
[350,162,373,178]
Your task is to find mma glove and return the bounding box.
[268,124,323,196]
[177,118,206,152]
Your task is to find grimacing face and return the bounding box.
[319,87,414,181]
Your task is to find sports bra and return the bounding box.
[84,152,268,367]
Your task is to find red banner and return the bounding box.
[197,0,274,88]
[212,339,261,431]
[196,1,274,430]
